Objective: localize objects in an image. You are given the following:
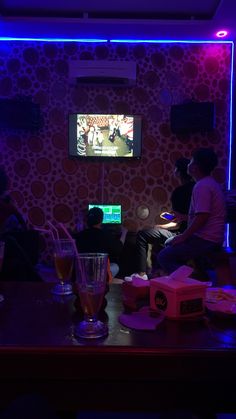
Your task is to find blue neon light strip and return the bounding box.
[228,41,234,190]
[110,39,233,44]
[0,37,233,44]
[226,42,234,246]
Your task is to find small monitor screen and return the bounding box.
[69,113,142,159]
[88,204,122,224]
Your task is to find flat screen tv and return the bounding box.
[170,102,215,134]
[88,204,122,225]
[69,113,142,159]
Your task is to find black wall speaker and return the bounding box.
[170,102,215,134]
[0,98,42,130]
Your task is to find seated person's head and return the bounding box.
[175,157,192,181]
[87,207,104,228]
[191,147,218,176]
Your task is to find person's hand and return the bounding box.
[173,211,188,223]
[165,234,185,246]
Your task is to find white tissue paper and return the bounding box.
[168,265,194,281]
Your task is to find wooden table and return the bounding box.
[0,281,236,414]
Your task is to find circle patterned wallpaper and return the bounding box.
[0,41,231,262]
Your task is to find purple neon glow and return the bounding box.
[216,30,228,38]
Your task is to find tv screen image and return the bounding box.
[69,113,142,159]
[88,204,122,224]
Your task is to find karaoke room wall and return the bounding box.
[0,41,231,241]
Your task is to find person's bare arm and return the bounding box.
[154,221,178,230]
[120,226,128,244]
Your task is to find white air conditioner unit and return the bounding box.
[69,60,136,86]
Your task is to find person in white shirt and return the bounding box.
[157,147,226,274]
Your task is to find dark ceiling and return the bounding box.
[0,0,235,41]
[0,0,222,20]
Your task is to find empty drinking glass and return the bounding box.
[75,253,108,339]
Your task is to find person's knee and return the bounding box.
[137,228,154,244]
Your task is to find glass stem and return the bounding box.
[84,314,97,323]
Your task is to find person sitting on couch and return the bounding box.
[0,166,41,281]
[0,166,27,234]
[157,147,226,275]
[125,157,195,281]
[75,206,127,278]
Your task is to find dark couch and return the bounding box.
[0,229,41,281]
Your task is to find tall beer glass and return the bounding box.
[52,239,74,295]
[75,253,108,339]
